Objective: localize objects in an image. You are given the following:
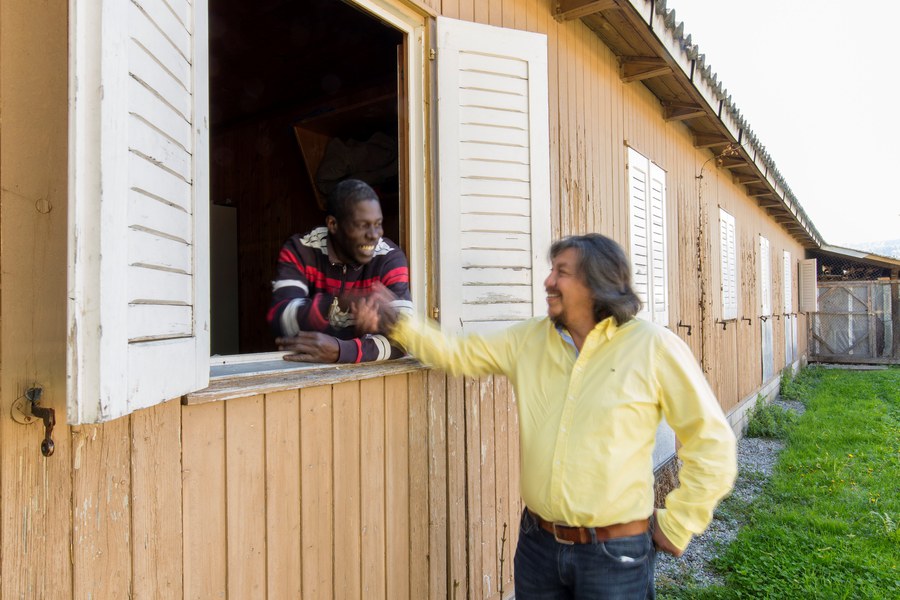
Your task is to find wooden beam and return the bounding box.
[693,133,729,149]
[756,198,781,208]
[619,56,672,83]
[554,0,619,21]
[733,174,762,185]
[717,156,746,169]
[662,102,706,122]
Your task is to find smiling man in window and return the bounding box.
[268,179,413,363]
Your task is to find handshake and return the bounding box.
[351,282,401,336]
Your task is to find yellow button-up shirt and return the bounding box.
[393,314,737,550]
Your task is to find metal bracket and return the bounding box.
[10,387,55,457]
[676,320,692,336]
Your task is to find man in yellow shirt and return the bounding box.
[357,233,737,599]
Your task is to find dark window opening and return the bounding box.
[209,0,406,355]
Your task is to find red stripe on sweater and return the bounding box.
[279,248,304,270]
[381,266,410,287]
[308,295,329,330]
[267,299,288,324]
[354,338,363,363]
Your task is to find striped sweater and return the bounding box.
[268,227,413,363]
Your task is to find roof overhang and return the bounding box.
[554,0,825,249]
[817,245,900,271]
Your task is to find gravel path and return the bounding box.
[655,398,805,588]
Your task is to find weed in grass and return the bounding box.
[745,395,797,439]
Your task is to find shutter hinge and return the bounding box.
[431,306,440,319]
[429,48,436,61]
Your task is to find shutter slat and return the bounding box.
[462,285,533,305]
[128,190,191,241]
[458,52,529,78]
[461,250,531,269]
[129,265,192,304]
[128,228,192,272]
[460,267,532,286]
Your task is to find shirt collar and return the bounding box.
[554,316,618,355]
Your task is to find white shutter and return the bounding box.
[628,148,651,320]
[718,209,737,320]
[799,258,818,313]
[759,236,771,316]
[782,251,792,311]
[648,163,668,326]
[628,149,668,325]
[436,17,550,334]
[68,0,209,423]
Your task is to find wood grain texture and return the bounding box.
[226,395,267,598]
[182,402,227,600]
[332,381,362,600]
[131,400,183,599]
[265,390,303,599]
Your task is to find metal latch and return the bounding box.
[11,386,56,457]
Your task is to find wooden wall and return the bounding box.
[0,0,809,598]
[178,372,519,600]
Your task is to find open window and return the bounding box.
[209,0,412,356]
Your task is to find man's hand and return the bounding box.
[652,509,684,557]
[277,332,340,363]
[352,282,399,335]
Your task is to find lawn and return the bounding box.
[659,366,900,599]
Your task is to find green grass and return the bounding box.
[658,366,900,599]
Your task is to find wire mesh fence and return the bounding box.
[808,255,900,364]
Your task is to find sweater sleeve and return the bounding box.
[268,239,336,337]
[652,330,738,551]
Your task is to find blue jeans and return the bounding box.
[513,509,656,599]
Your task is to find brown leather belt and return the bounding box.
[528,509,649,545]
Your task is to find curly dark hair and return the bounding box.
[549,234,642,325]
[326,179,380,221]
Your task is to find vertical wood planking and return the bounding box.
[72,420,132,597]
[1,392,73,600]
[407,371,429,598]
[226,395,267,598]
[479,376,498,599]
[385,374,411,600]
[493,376,512,595]
[427,370,448,599]
[300,385,334,599]
[464,375,483,598]
[332,380,362,600]
[0,0,72,595]
[544,2,561,239]
[443,0,460,19]
[361,377,387,599]
[131,400,183,599]
[265,390,303,599]
[182,402,227,599]
[446,374,468,598]
[507,384,522,570]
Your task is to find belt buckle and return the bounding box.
[552,523,575,545]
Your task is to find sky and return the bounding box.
[668,0,900,247]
